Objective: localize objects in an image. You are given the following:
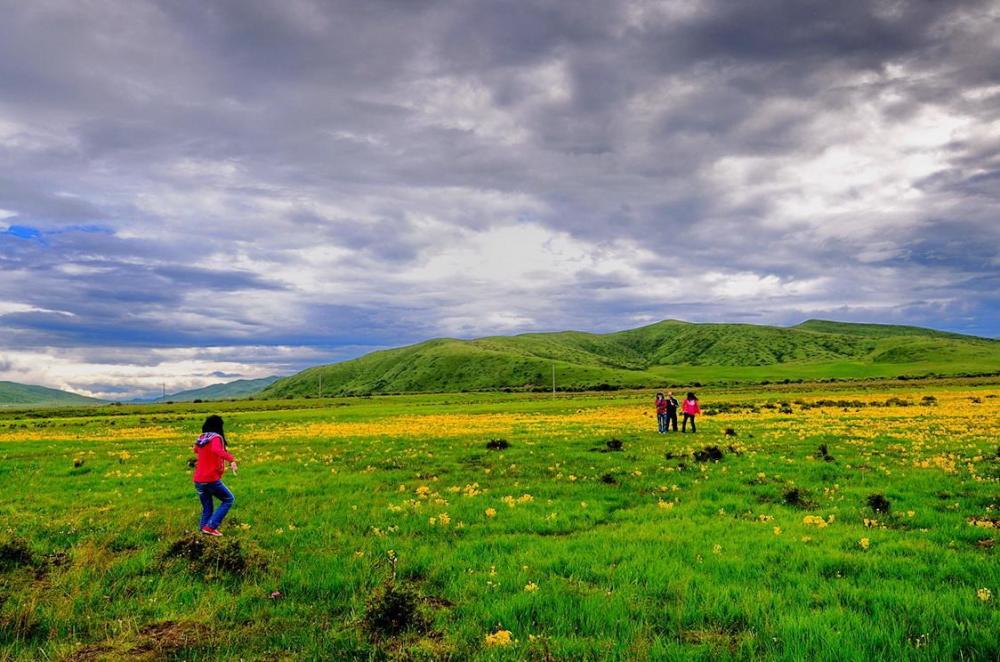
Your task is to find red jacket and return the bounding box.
[656,397,667,414]
[192,432,235,482]
[682,399,701,415]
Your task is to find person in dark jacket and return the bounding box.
[664,391,679,432]
[192,415,238,536]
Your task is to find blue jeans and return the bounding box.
[194,480,234,529]
[657,413,668,433]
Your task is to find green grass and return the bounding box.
[0,378,997,660]
[262,320,1000,397]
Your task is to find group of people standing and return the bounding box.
[655,391,701,433]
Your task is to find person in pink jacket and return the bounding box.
[681,392,701,433]
[192,415,238,536]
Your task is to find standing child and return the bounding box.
[655,393,667,433]
[681,392,701,433]
[192,415,238,536]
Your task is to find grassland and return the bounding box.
[1,379,997,660]
[262,320,1000,398]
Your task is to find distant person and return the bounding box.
[682,392,701,433]
[192,415,238,536]
[655,392,667,433]
[664,391,679,432]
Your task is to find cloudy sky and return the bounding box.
[1,0,999,399]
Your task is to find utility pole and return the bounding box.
[318,373,323,399]
[552,364,556,396]
[162,383,166,399]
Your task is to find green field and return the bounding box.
[1,379,997,660]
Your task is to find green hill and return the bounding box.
[261,320,1000,397]
[0,381,103,406]
[154,376,280,402]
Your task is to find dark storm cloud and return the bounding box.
[0,0,998,396]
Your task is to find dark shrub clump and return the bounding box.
[605,438,624,452]
[783,487,814,509]
[814,444,835,462]
[485,438,509,451]
[362,582,428,640]
[693,446,724,462]
[867,494,891,514]
[0,536,34,570]
[600,473,617,485]
[724,428,737,437]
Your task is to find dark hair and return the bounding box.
[687,392,697,400]
[202,415,227,446]
[656,392,664,398]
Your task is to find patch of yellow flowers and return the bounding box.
[802,515,832,528]
[485,629,514,647]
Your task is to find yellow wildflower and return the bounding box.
[802,515,828,528]
[485,629,513,647]
[859,537,870,550]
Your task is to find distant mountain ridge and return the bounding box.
[261,319,1000,397]
[0,381,103,406]
[154,376,280,402]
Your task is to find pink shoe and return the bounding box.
[201,526,222,537]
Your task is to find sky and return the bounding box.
[1,0,999,400]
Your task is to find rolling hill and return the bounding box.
[154,376,280,402]
[260,319,1000,397]
[0,381,103,406]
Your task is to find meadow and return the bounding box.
[0,379,997,660]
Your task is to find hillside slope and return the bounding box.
[262,320,1000,397]
[0,381,103,406]
[154,376,281,403]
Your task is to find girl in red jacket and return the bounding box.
[192,415,238,536]
[681,392,701,433]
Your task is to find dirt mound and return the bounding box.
[163,533,265,577]
[64,621,209,661]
